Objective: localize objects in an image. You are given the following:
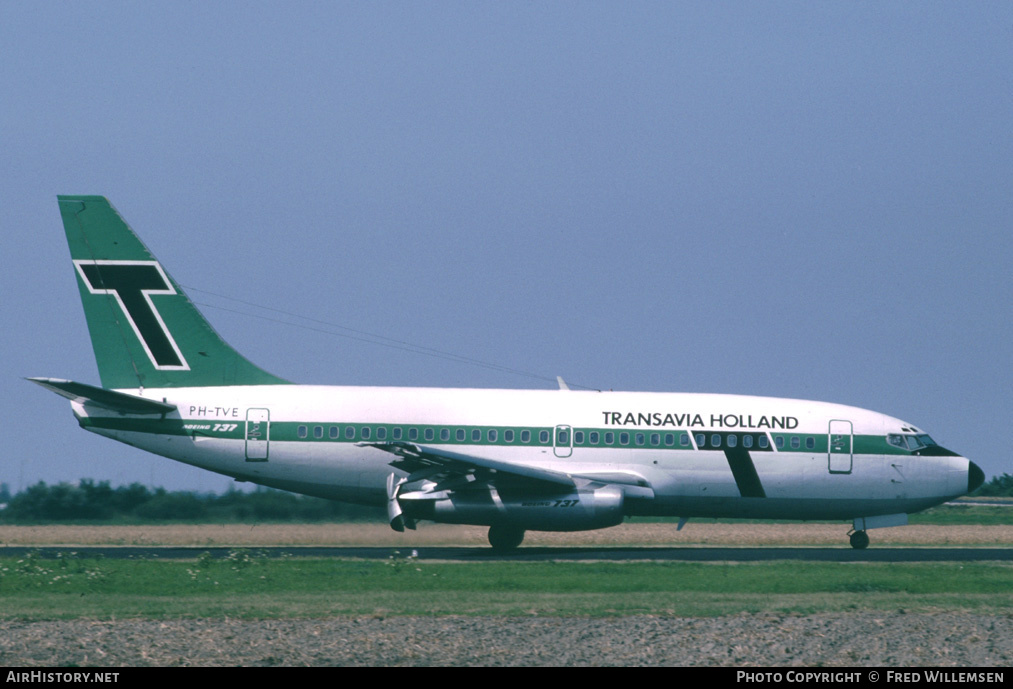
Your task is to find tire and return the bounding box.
[849,530,870,550]
[488,525,525,551]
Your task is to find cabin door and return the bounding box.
[245,408,270,462]
[828,419,853,474]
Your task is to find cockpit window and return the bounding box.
[904,436,924,451]
[888,433,938,451]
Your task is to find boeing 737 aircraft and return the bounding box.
[31,196,984,549]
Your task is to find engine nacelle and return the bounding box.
[403,486,625,532]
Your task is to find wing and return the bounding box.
[361,441,655,532]
[362,441,576,492]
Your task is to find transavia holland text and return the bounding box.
[603,411,799,429]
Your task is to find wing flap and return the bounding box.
[360,441,576,490]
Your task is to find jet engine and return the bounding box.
[401,485,625,531]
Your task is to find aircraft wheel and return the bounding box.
[849,530,870,550]
[488,525,525,551]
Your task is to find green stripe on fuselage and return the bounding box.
[79,416,930,456]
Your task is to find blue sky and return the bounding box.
[3,2,1010,492]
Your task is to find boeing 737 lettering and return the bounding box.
[31,196,984,549]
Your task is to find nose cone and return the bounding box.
[967,461,985,494]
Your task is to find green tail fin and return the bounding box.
[58,195,290,389]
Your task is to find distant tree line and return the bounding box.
[0,480,384,523]
[976,473,1013,498]
[0,473,1009,523]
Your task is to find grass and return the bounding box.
[2,550,1011,620]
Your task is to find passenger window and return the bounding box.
[558,430,569,445]
[408,428,418,441]
[424,428,434,441]
[742,435,753,448]
[489,429,498,442]
[759,435,769,449]
[635,433,645,446]
[805,436,815,450]
[345,426,355,440]
[504,429,515,442]
[589,431,599,444]
[620,432,630,445]
[440,428,450,441]
[680,433,690,446]
[539,430,549,443]
[727,434,737,448]
[521,430,531,443]
[664,433,674,446]
[314,426,323,439]
[790,436,800,449]
[574,431,584,444]
[711,434,721,447]
[605,432,614,444]
[298,425,308,439]
[695,433,705,448]
[775,437,784,449]
[392,427,402,440]
[361,427,371,440]
[473,429,482,442]
[651,433,660,446]
[374,427,385,440]
[329,426,339,439]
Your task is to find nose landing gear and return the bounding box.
[848,529,870,550]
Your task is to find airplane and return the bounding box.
[30,195,984,550]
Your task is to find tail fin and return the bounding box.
[57,196,289,389]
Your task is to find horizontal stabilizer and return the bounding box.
[27,378,176,415]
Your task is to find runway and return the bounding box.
[2,545,1010,562]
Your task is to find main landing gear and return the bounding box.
[848,529,870,550]
[488,525,525,551]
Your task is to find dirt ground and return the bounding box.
[1,522,1011,547]
[2,613,1011,667]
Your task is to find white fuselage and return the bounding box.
[73,385,973,525]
